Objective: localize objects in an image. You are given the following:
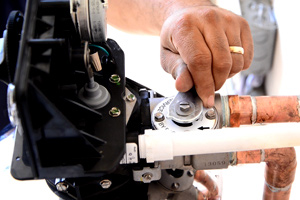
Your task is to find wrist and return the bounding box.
[163,0,215,21]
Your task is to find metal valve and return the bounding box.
[151,89,219,132]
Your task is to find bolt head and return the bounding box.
[100,179,112,189]
[56,182,69,192]
[142,172,153,181]
[109,74,121,84]
[109,107,121,117]
[205,108,216,120]
[172,182,180,190]
[154,112,165,122]
[126,93,136,102]
[179,101,191,112]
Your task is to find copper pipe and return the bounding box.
[194,170,220,200]
[236,149,262,164]
[227,95,300,127]
[236,148,297,200]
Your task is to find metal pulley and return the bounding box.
[70,0,108,42]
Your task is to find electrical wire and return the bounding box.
[88,44,109,56]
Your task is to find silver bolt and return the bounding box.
[179,101,191,112]
[154,112,165,122]
[56,182,69,192]
[205,108,216,120]
[109,74,121,84]
[172,182,180,190]
[100,179,112,189]
[109,107,121,117]
[142,172,153,181]
[187,170,194,177]
[126,93,136,102]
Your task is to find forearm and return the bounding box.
[107,0,214,35]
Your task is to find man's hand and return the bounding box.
[108,0,254,107]
[160,6,253,107]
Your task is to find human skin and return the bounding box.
[107,0,254,107]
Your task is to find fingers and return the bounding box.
[224,22,244,78]
[160,7,254,108]
[202,25,232,91]
[173,27,216,108]
[161,47,194,92]
[160,16,216,107]
[240,18,254,70]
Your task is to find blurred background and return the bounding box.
[1,0,300,199]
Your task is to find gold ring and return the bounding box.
[229,46,244,55]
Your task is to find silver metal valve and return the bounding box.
[151,90,219,132]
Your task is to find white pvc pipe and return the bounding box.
[139,123,300,163]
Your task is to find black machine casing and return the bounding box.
[9,0,157,199]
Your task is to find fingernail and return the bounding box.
[207,95,215,108]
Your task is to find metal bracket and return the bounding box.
[133,166,161,183]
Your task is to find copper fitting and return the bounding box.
[263,148,297,200]
[228,95,241,127]
[227,95,300,127]
[236,148,297,200]
[195,170,220,200]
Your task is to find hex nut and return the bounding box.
[100,179,112,189]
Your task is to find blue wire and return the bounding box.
[88,44,110,56]
[0,124,15,141]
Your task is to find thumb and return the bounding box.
[176,63,215,108]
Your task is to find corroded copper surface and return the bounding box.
[256,96,300,124]
[228,95,240,127]
[227,96,300,126]
[236,150,261,164]
[236,148,297,200]
[195,170,219,200]
[263,148,297,200]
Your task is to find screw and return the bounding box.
[187,170,194,177]
[179,101,191,112]
[126,93,136,102]
[100,179,112,189]
[172,182,180,190]
[142,172,153,181]
[109,74,121,84]
[109,107,121,117]
[56,182,69,192]
[205,108,216,120]
[154,112,165,122]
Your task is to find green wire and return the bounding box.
[88,44,109,56]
